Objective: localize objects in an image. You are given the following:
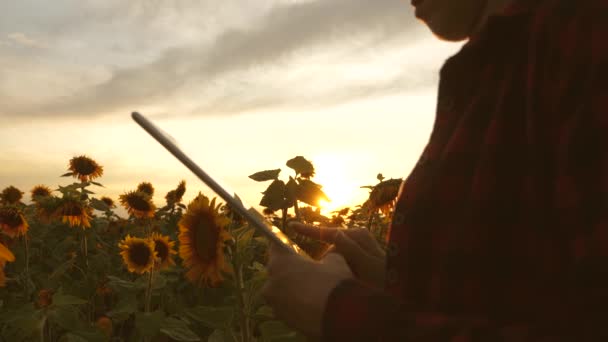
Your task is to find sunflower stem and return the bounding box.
[82,230,89,269]
[24,233,29,276]
[144,269,154,313]
[234,262,251,342]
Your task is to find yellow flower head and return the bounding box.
[0,207,29,238]
[0,243,15,288]
[118,235,156,274]
[151,232,176,270]
[136,182,155,197]
[165,180,186,206]
[100,196,116,209]
[68,155,104,182]
[30,185,52,201]
[0,186,24,205]
[119,191,155,219]
[56,198,92,229]
[178,193,232,287]
[368,178,402,216]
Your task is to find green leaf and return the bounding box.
[208,329,237,342]
[60,329,106,342]
[260,180,289,211]
[90,181,104,187]
[90,197,110,211]
[107,275,141,291]
[259,321,306,341]
[135,310,165,339]
[285,177,298,203]
[107,296,138,322]
[52,293,88,306]
[159,317,200,341]
[48,306,85,331]
[296,179,329,207]
[61,172,75,177]
[152,274,168,290]
[58,333,88,342]
[183,306,233,329]
[237,226,255,252]
[285,156,315,177]
[249,169,281,182]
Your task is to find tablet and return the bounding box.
[131,112,309,258]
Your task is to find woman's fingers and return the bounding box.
[290,222,339,243]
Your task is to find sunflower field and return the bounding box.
[0,155,401,342]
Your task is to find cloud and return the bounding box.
[6,32,46,48]
[1,0,431,120]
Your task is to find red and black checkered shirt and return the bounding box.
[322,0,608,340]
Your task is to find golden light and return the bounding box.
[311,154,360,216]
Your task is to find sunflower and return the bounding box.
[56,198,92,228]
[100,196,116,209]
[0,243,15,288]
[136,182,155,197]
[35,196,62,223]
[178,194,232,286]
[151,232,176,270]
[30,185,52,201]
[119,191,155,219]
[0,207,29,238]
[0,186,24,205]
[165,180,186,206]
[68,155,104,182]
[368,178,402,216]
[118,235,156,274]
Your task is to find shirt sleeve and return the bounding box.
[321,3,608,341]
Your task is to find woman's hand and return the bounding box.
[262,242,353,338]
[291,222,386,288]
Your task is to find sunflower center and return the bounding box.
[73,159,97,175]
[0,209,22,227]
[154,240,169,261]
[193,212,220,262]
[33,189,50,197]
[64,204,83,217]
[128,195,151,211]
[129,243,152,267]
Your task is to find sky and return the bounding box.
[0,0,463,217]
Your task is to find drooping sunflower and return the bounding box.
[0,186,24,205]
[55,198,92,228]
[136,182,155,197]
[68,155,104,182]
[165,180,186,206]
[151,232,176,270]
[118,235,156,274]
[368,178,403,216]
[30,185,52,202]
[0,243,15,288]
[178,194,232,286]
[100,196,116,209]
[119,191,155,219]
[0,207,29,238]
[35,196,62,223]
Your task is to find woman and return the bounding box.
[263,0,608,340]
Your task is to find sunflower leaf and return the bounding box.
[159,317,200,341]
[183,306,233,330]
[90,198,110,212]
[260,180,289,211]
[51,292,88,306]
[248,169,281,182]
[48,306,85,331]
[135,310,165,339]
[296,180,329,207]
[61,172,74,177]
[90,181,104,187]
[286,156,314,177]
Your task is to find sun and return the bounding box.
[310,154,361,216]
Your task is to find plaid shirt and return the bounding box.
[322,0,608,340]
